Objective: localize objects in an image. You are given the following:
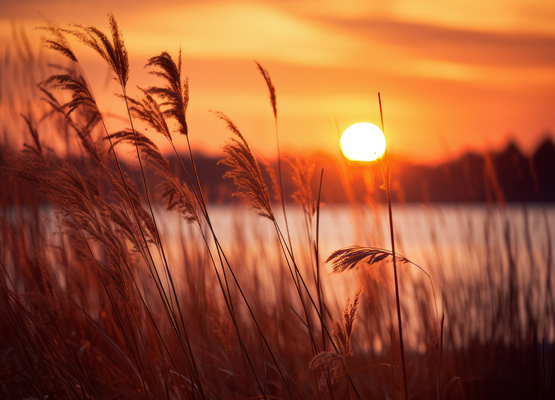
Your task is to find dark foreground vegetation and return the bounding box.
[1,15,554,400]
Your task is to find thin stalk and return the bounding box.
[549,341,554,400]
[379,92,409,400]
[273,222,363,399]
[197,232,269,400]
[101,108,201,398]
[274,118,294,254]
[543,338,546,400]
[171,140,281,400]
[214,240,294,399]
[122,88,206,399]
[34,105,190,397]
[79,227,182,399]
[165,130,294,399]
[315,168,325,351]
[437,313,444,400]
[273,221,319,354]
[67,68,203,394]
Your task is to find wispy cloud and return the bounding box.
[121,2,363,67]
[1,0,554,162]
[321,17,555,69]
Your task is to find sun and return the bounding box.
[340,122,386,162]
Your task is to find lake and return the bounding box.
[157,202,554,346]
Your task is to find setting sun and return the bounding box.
[340,122,386,162]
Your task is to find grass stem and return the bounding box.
[379,92,409,400]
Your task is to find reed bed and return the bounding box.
[1,16,554,400]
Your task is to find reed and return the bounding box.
[0,15,553,400]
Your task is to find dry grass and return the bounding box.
[0,15,554,400]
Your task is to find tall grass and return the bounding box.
[1,15,554,400]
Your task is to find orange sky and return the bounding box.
[2,0,555,164]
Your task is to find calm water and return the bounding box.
[161,203,554,303]
[169,203,554,265]
[25,202,553,291]
[14,202,555,346]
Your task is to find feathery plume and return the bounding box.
[288,157,316,217]
[106,128,197,224]
[309,289,362,388]
[308,351,344,388]
[327,245,408,274]
[40,73,98,115]
[261,158,281,202]
[21,115,45,163]
[37,254,60,320]
[125,90,172,142]
[70,14,129,88]
[255,61,277,120]
[38,18,78,62]
[335,289,362,358]
[216,111,274,221]
[145,50,189,137]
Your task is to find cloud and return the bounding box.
[318,17,555,69]
[122,2,362,67]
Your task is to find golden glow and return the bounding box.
[2,0,554,163]
[340,122,386,162]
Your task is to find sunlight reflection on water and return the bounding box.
[161,203,554,316]
[27,202,555,349]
